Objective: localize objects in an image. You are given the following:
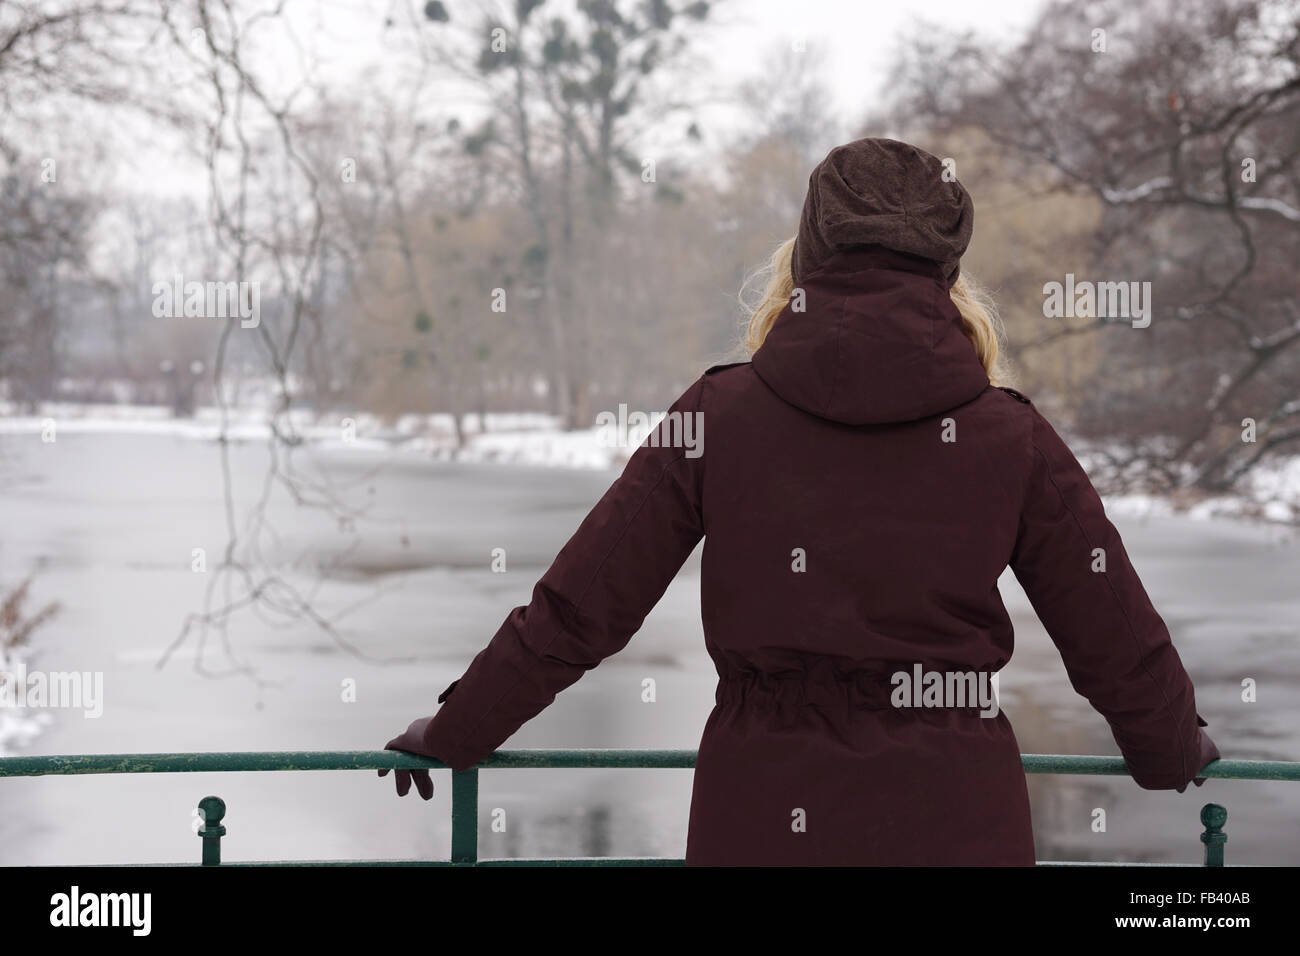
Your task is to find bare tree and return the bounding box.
[413,0,718,428]
[888,0,1300,495]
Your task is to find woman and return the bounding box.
[379,137,1221,865]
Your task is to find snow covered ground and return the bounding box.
[0,402,640,470]
[4,400,1298,520]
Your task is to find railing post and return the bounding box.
[451,769,478,864]
[197,795,227,866]
[1200,803,1227,867]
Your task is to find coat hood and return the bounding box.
[751,246,990,425]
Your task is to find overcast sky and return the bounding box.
[706,0,1045,123]
[120,0,1050,197]
[268,0,1050,127]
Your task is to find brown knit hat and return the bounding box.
[791,137,974,288]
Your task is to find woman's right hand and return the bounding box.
[378,716,437,800]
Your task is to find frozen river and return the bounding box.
[1,430,1298,864]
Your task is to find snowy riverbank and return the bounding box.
[3,400,1298,523]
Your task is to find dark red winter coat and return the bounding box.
[395,245,1220,865]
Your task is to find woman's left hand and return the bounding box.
[378,716,436,800]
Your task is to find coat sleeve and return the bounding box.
[1009,404,1220,791]
[417,377,708,770]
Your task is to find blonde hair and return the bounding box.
[740,237,1011,387]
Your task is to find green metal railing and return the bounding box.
[2,750,1296,866]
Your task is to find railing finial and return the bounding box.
[1200,802,1227,867]
[198,795,227,867]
